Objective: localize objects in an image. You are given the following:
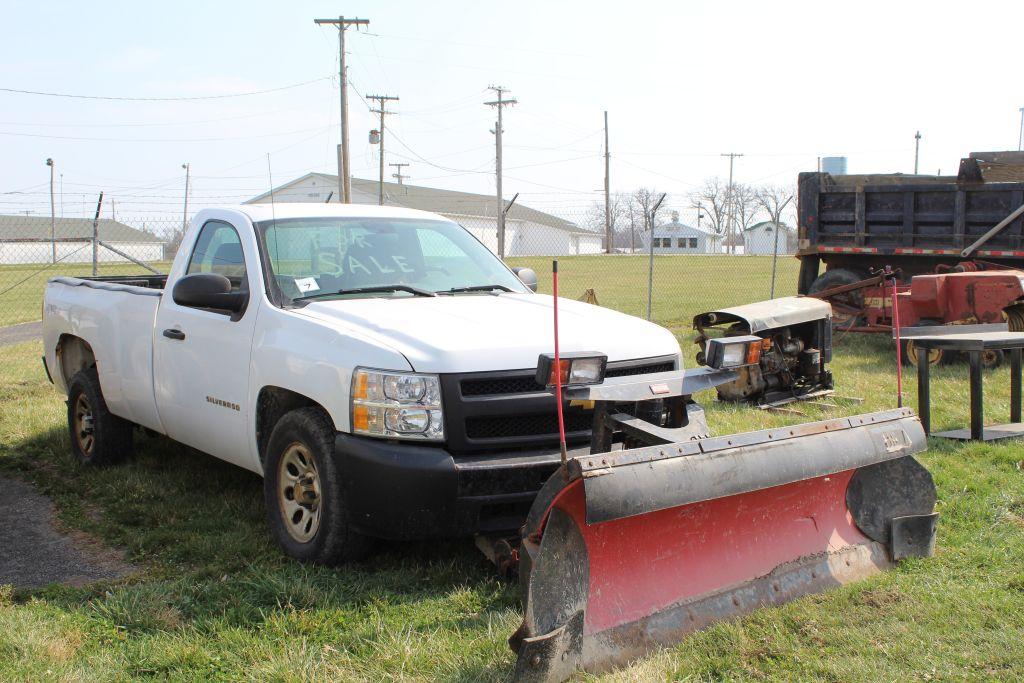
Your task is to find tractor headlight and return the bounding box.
[536,352,608,388]
[351,368,443,441]
[704,335,764,369]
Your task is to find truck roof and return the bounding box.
[202,203,452,224]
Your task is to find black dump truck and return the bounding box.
[796,151,1024,295]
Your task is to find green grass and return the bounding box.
[507,254,800,336]
[2,324,1023,679]
[0,261,172,328]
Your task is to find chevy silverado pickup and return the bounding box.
[42,204,681,563]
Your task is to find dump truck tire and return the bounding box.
[809,268,868,328]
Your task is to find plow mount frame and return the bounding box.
[510,407,936,682]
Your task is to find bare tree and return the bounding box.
[754,183,796,296]
[689,178,731,252]
[585,193,629,251]
[626,185,667,239]
[753,184,795,232]
[731,183,761,234]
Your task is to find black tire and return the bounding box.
[66,367,133,467]
[808,268,870,328]
[263,407,371,565]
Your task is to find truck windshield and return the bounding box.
[255,217,529,303]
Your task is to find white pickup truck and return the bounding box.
[42,204,680,563]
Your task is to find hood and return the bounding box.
[694,296,832,334]
[295,293,681,373]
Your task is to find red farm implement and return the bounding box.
[807,262,1024,367]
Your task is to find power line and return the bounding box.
[0,76,332,101]
[0,125,331,143]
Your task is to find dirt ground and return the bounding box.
[0,475,133,589]
[0,321,41,348]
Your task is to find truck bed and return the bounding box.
[798,171,1024,257]
[64,274,168,290]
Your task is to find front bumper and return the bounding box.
[335,432,582,540]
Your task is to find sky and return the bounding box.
[2,0,1023,229]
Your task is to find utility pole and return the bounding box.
[914,131,922,174]
[46,158,55,263]
[181,163,190,233]
[366,94,399,205]
[1018,108,1023,151]
[389,162,410,184]
[314,15,370,204]
[604,111,611,254]
[721,153,743,254]
[485,85,517,259]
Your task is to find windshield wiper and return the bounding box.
[442,284,514,294]
[295,285,437,302]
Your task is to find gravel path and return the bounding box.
[0,321,42,347]
[0,475,133,588]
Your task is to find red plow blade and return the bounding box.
[510,408,937,682]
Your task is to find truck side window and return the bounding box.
[187,221,248,293]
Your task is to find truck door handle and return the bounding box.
[162,328,186,341]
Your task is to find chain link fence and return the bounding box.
[0,207,799,339]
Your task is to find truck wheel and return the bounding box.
[66,368,133,466]
[263,407,371,565]
[808,268,868,328]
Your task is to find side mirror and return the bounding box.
[172,273,247,313]
[512,267,538,292]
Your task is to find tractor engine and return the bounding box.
[693,297,834,406]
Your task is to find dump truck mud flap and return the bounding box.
[510,408,936,682]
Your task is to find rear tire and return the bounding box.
[263,407,371,565]
[808,268,869,328]
[66,368,133,466]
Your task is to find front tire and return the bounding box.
[66,368,133,467]
[263,407,371,565]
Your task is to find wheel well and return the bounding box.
[256,387,332,468]
[56,335,96,387]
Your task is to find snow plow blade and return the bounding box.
[510,408,936,682]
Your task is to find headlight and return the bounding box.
[704,335,764,369]
[351,368,444,441]
[535,352,608,388]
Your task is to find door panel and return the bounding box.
[154,219,258,469]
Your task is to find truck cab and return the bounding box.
[43,204,681,563]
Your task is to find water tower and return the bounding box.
[821,156,848,175]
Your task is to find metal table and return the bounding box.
[907,326,1024,441]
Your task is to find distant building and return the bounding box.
[742,221,796,255]
[247,173,603,256]
[644,211,718,254]
[0,215,163,265]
